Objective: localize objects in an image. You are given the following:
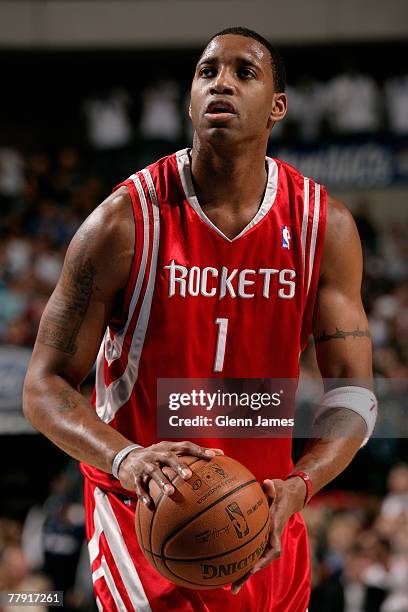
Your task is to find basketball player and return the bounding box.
[24,27,376,612]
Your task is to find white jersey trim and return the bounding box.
[104,172,150,365]
[94,340,107,422]
[301,177,310,286]
[95,170,160,423]
[90,487,152,612]
[92,566,104,581]
[92,556,127,611]
[176,148,279,243]
[88,495,104,563]
[307,183,321,294]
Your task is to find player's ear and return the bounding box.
[267,93,287,129]
[188,104,192,119]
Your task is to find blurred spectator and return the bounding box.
[41,475,85,600]
[0,518,52,612]
[324,512,363,574]
[139,80,183,164]
[3,233,32,278]
[140,80,182,141]
[25,153,54,202]
[381,463,408,521]
[32,235,63,290]
[292,77,328,142]
[308,460,408,611]
[52,147,83,205]
[385,74,408,135]
[311,541,388,612]
[82,89,134,187]
[0,148,24,205]
[83,89,133,151]
[325,69,382,135]
[19,467,90,611]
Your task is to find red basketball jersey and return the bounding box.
[81,149,326,611]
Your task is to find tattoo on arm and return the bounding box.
[315,327,371,344]
[55,389,80,413]
[38,239,96,355]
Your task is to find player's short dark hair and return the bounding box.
[204,26,286,92]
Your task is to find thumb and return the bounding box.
[263,479,277,505]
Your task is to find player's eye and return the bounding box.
[238,68,255,79]
[199,66,215,78]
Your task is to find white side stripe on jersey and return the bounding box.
[92,566,104,581]
[95,170,160,423]
[307,184,321,294]
[95,596,103,612]
[301,177,310,286]
[91,487,152,612]
[92,556,127,611]
[88,496,104,564]
[101,555,127,611]
[104,173,150,365]
[94,340,107,423]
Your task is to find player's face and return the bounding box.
[190,35,286,146]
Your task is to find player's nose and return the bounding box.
[210,67,235,96]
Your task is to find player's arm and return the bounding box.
[232,195,372,593]
[290,195,373,489]
[23,189,219,506]
[24,188,139,469]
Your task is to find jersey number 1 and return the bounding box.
[214,318,228,372]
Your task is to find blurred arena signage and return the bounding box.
[0,345,35,434]
[269,139,408,189]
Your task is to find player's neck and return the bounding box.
[190,141,268,210]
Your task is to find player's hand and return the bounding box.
[118,440,224,509]
[231,477,305,594]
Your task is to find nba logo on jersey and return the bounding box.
[281,226,291,249]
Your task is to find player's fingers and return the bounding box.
[145,462,175,496]
[250,530,281,574]
[156,451,193,480]
[230,570,251,595]
[175,441,224,458]
[262,479,277,505]
[135,476,153,509]
[250,546,281,575]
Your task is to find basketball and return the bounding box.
[136,454,270,589]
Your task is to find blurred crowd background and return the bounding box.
[0,1,407,610]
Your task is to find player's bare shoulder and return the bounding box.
[326,194,358,239]
[321,194,362,283]
[88,185,134,265]
[67,185,135,295]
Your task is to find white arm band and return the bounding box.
[314,386,377,446]
[112,444,142,479]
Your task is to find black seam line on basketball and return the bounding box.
[160,516,269,588]
[147,456,203,570]
[160,479,257,559]
[148,512,269,562]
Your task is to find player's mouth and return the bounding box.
[205,100,237,123]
